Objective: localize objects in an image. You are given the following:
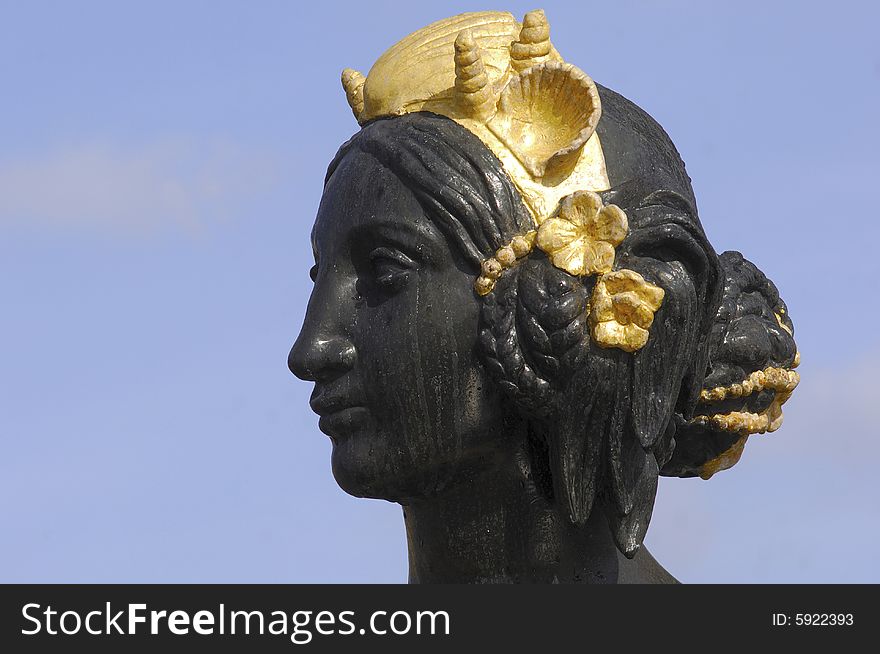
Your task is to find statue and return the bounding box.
[288,10,799,583]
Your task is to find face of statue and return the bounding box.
[288,150,505,501]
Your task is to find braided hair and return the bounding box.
[326,106,797,557]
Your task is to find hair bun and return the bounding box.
[661,251,799,479]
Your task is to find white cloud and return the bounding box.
[0,140,277,232]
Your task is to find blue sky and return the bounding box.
[2,0,878,582]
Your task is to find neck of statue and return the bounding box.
[401,433,676,584]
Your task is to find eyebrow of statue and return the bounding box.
[349,218,442,262]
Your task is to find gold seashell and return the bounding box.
[488,62,601,179]
[510,9,552,72]
[453,30,495,121]
[341,68,366,120]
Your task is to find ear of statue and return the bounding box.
[600,190,722,556]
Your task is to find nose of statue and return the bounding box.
[288,328,356,383]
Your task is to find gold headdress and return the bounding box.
[341,10,663,352]
[338,9,799,453]
[341,10,609,224]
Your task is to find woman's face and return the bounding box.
[288,150,505,501]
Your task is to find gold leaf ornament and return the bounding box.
[536,191,628,277]
[589,270,665,352]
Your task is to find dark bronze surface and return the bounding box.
[289,86,797,583]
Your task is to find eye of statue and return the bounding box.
[368,246,415,292]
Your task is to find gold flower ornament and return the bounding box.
[536,191,627,276]
[589,270,665,352]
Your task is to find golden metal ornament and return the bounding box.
[474,230,536,296]
[589,269,665,353]
[341,10,611,225]
[341,9,667,353]
[694,387,797,478]
[691,370,799,436]
[536,191,627,277]
[475,188,629,296]
[690,357,800,477]
[699,366,800,404]
[340,68,366,119]
[697,436,749,480]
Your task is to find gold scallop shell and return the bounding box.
[488,62,601,179]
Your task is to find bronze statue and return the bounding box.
[288,10,799,583]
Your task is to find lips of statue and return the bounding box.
[288,149,506,502]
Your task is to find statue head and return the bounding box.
[288,10,799,566]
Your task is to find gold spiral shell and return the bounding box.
[510,9,552,72]
[341,68,366,119]
[453,30,495,121]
